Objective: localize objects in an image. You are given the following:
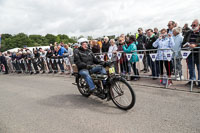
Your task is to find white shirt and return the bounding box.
[108,44,118,53]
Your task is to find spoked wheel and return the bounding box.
[110,78,136,110]
[76,76,91,97]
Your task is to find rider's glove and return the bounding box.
[100,62,110,67]
[87,65,93,69]
[100,62,105,66]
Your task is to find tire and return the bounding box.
[110,77,136,110]
[76,76,91,97]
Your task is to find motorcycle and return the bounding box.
[72,61,136,110]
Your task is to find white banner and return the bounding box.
[51,59,54,62]
[164,51,173,61]
[126,54,132,61]
[150,53,157,62]
[60,59,63,63]
[181,51,191,59]
[117,52,122,60]
[137,54,144,62]
[99,55,104,61]
[55,59,58,63]
[47,58,50,63]
[107,53,112,60]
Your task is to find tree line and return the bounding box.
[0,33,77,52]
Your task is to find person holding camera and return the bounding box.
[153,28,175,85]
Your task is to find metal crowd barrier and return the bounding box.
[94,47,200,91]
[1,47,200,92]
[5,56,73,74]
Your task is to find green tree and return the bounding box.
[45,34,56,44]
[87,36,93,40]
[1,33,77,52]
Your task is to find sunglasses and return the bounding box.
[167,24,171,26]
[191,24,197,27]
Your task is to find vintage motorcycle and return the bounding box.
[72,61,136,110]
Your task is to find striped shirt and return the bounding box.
[189,31,199,43]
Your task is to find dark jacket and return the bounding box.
[145,35,157,53]
[46,51,53,58]
[137,34,147,50]
[182,27,191,37]
[182,30,200,47]
[182,30,200,60]
[74,47,101,71]
[0,55,7,64]
[92,45,100,53]
[34,52,40,58]
[102,42,110,53]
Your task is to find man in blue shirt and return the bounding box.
[58,45,68,56]
[57,45,68,74]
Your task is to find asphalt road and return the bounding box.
[0,74,200,133]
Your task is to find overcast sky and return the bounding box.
[0,0,199,37]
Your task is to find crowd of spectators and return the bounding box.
[0,19,200,88]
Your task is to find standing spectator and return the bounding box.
[123,35,139,80]
[154,28,160,38]
[172,27,184,80]
[167,21,176,35]
[137,27,149,73]
[102,36,110,61]
[146,29,159,79]
[26,50,34,74]
[33,50,40,74]
[88,40,93,50]
[0,52,8,74]
[125,35,130,44]
[64,44,73,74]
[182,19,200,88]
[11,52,20,73]
[39,48,46,73]
[117,37,129,74]
[97,39,102,52]
[57,45,68,74]
[50,44,55,53]
[73,43,80,55]
[102,36,110,53]
[53,46,59,73]
[46,49,53,73]
[91,40,100,53]
[120,34,125,42]
[108,39,118,73]
[5,51,13,73]
[18,51,26,73]
[182,23,191,37]
[153,28,175,85]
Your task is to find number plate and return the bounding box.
[109,67,115,74]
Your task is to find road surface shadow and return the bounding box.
[38,94,129,114]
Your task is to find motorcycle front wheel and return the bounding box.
[110,77,136,110]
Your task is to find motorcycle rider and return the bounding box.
[74,38,107,93]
